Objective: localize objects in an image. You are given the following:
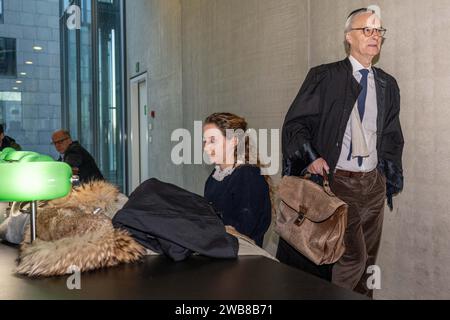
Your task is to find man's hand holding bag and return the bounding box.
[275,170,348,265]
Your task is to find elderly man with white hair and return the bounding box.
[278,7,404,297]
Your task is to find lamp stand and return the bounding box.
[30,201,37,243]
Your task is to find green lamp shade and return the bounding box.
[4,151,37,161]
[24,154,55,162]
[0,147,16,161]
[0,161,73,202]
[2,150,54,163]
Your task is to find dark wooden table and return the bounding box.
[0,242,366,300]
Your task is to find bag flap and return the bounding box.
[278,176,347,223]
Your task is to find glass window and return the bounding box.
[67,27,78,139]
[0,0,3,24]
[0,37,16,77]
[60,0,79,139]
[1,2,61,158]
[0,92,22,154]
[0,92,22,132]
[60,0,72,16]
[96,0,124,190]
[60,0,125,191]
[80,0,93,153]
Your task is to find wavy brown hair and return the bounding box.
[204,112,277,214]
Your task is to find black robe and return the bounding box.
[282,58,404,210]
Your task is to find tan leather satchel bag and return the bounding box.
[275,171,348,265]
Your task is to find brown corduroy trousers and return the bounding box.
[330,169,386,298]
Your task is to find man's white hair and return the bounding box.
[345,5,382,33]
[344,8,375,34]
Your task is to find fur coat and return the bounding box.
[16,181,145,277]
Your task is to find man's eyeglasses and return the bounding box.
[51,137,69,145]
[350,27,386,37]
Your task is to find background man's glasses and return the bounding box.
[51,137,69,145]
[350,27,386,37]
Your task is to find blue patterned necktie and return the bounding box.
[347,69,369,167]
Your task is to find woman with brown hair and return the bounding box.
[203,113,271,247]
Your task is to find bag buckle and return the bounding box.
[294,205,307,226]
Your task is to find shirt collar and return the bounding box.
[349,55,373,75]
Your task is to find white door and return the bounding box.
[128,73,148,193]
[138,80,149,181]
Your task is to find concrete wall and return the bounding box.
[0,0,61,156]
[181,0,309,196]
[125,0,183,188]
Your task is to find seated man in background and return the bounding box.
[0,124,21,151]
[51,129,104,183]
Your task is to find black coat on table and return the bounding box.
[113,178,239,261]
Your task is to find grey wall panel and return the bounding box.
[181,0,309,196]
[126,0,184,189]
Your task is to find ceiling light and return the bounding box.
[33,46,43,51]
[16,80,22,84]
[12,87,19,90]
[25,61,33,65]
[20,72,27,76]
